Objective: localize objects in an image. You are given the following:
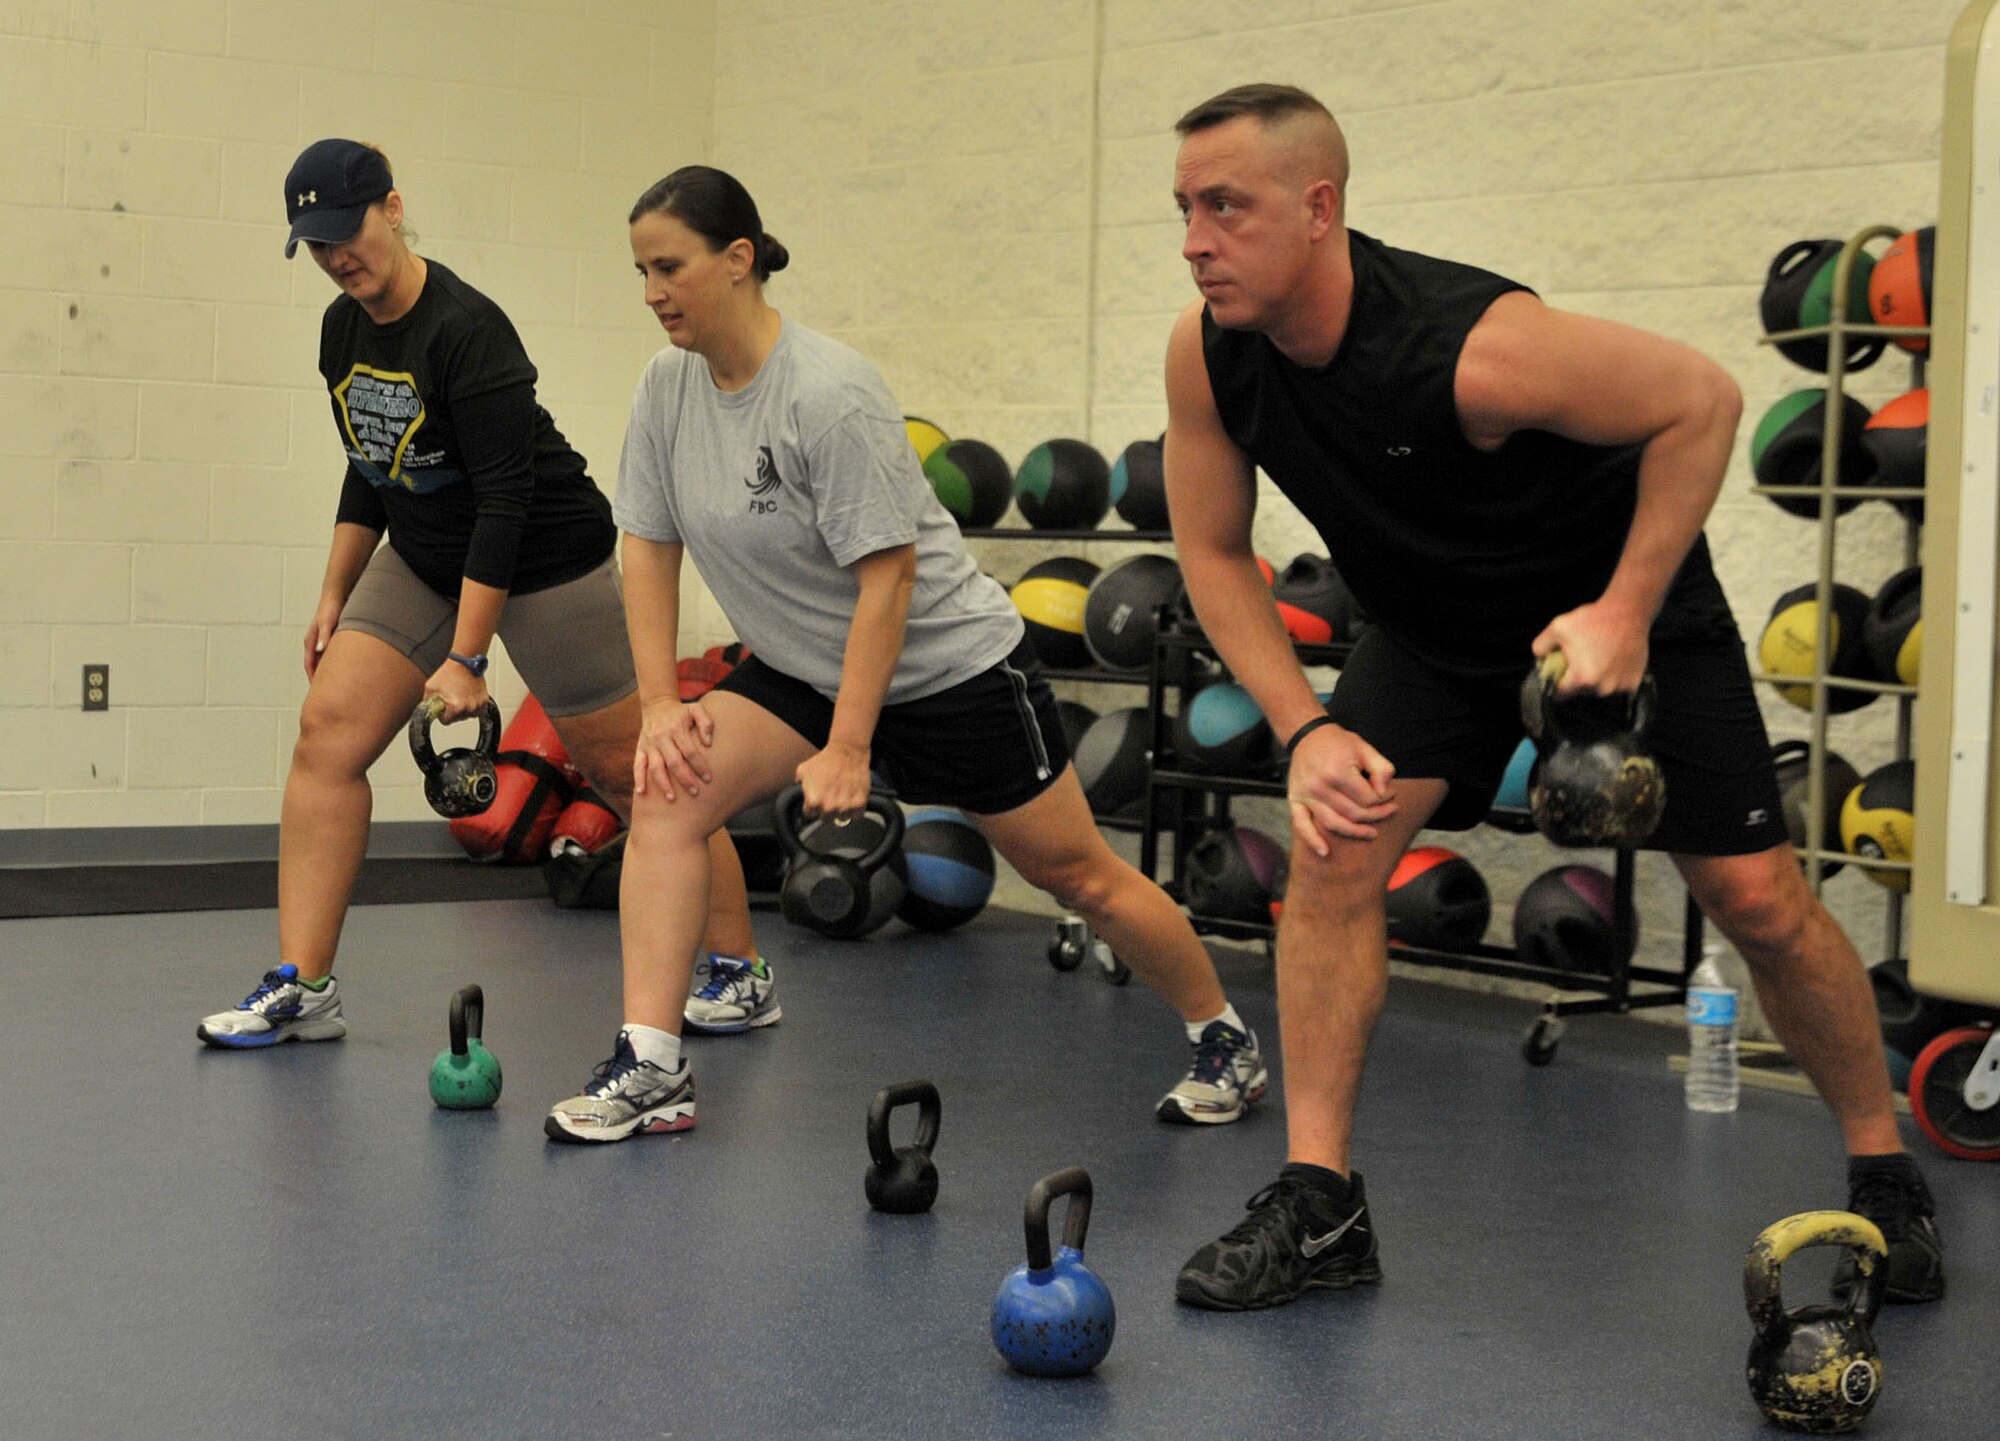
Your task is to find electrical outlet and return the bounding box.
[83,664,108,712]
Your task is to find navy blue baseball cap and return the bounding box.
[283,139,394,257]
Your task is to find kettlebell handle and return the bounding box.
[1023,1166,1094,1274]
[866,1079,941,1168]
[448,983,484,1060]
[408,696,503,771]
[773,782,905,871]
[1520,650,1656,741]
[1743,1210,1888,1334]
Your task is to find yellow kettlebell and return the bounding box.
[1743,1210,1887,1433]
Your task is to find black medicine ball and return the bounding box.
[1512,864,1636,976]
[1172,681,1274,776]
[1110,437,1170,531]
[1840,758,1914,893]
[1759,238,1886,372]
[924,439,1013,528]
[1056,699,1099,759]
[1010,557,1099,670]
[1083,553,1183,671]
[1750,389,1874,518]
[1863,567,1921,687]
[1183,826,1287,922]
[1073,707,1151,821]
[1770,739,1861,879]
[896,808,996,932]
[1861,388,1926,524]
[1759,582,1878,713]
[1016,439,1111,530]
[1269,553,1355,645]
[1386,846,1492,951]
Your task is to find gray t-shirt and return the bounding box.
[615,317,1023,703]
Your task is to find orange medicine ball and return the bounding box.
[1868,226,1934,355]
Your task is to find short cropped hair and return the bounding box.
[1174,83,1335,137]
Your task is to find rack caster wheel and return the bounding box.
[1909,1025,2000,1161]
[1047,916,1088,972]
[1522,1014,1564,1067]
[1092,940,1131,986]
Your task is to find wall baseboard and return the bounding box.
[0,822,462,868]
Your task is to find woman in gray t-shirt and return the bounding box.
[545,166,1263,1148]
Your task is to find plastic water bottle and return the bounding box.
[1685,944,1740,1113]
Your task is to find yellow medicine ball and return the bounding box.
[904,415,950,466]
[1759,582,1876,713]
[1840,758,1914,893]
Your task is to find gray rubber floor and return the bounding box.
[2,899,1993,1440]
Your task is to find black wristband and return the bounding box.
[1284,714,1337,759]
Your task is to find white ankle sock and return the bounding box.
[1186,1003,1247,1044]
[622,1023,682,1072]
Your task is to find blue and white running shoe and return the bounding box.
[1157,1019,1267,1124]
[682,953,782,1034]
[197,963,346,1049]
[545,1032,697,1143]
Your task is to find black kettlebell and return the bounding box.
[864,1079,941,1214]
[1744,1210,1888,1434]
[408,696,502,819]
[774,783,906,939]
[1518,651,1665,848]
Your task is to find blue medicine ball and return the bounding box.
[896,809,996,932]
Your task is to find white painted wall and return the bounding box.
[0,0,714,828]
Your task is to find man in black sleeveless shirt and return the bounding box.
[1163,84,1943,1313]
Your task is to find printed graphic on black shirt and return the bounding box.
[334,365,459,493]
[746,444,785,513]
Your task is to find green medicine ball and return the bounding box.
[923,438,1013,528]
[1750,389,1873,518]
[1016,439,1111,530]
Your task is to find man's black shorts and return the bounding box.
[1322,584,1788,856]
[713,636,1071,816]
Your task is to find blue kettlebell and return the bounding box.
[429,984,502,1110]
[991,1166,1115,1378]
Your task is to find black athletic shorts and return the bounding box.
[713,635,1071,816]
[1323,574,1788,856]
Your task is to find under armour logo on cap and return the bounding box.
[282,139,393,257]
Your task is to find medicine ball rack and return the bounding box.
[1748,223,1928,958]
[1137,622,1699,1064]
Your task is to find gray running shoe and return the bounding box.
[197,964,346,1049]
[1157,1020,1268,1124]
[545,1032,697,1144]
[683,953,782,1034]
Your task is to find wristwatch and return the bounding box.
[448,651,489,678]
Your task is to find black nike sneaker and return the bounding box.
[1833,1162,1946,1304]
[1175,1170,1382,1310]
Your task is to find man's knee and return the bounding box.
[1693,855,1815,962]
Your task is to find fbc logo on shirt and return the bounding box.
[746,444,785,514]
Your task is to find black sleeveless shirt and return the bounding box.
[1202,230,1720,672]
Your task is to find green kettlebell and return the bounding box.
[429,984,502,1110]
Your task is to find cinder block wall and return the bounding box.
[0,0,713,829]
[711,0,1957,995]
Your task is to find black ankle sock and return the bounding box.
[1281,1162,1349,1202]
[1847,1151,1920,1186]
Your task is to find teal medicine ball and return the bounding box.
[1016,439,1111,530]
[1172,682,1274,776]
[1109,437,1169,531]
[1487,736,1539,833]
